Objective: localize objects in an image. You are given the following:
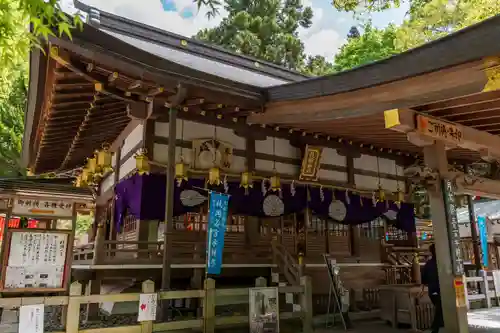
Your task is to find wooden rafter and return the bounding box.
[58,87,101,171]
[33,58,59,170]
[49,46,142,104]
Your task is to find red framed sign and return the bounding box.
[0,229,71,293]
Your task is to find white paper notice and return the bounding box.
[138,293,157,322]
[293,304,301,312]
[271,272,279,283]
[285,293,294,304]
[19,304,44,333]
[4,266,25,288]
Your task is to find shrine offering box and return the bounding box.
[0,229,71,293]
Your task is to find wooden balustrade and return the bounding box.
[73,232,273,265]
[0,276,313,333]
[384,265,413,285]
[271,239,301,285]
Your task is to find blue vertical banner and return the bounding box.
[477,216,489,268]
[206,192,230,275]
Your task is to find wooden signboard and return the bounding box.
[299,145,323,181]
[416,115,463,146]
[0,229,71,293]
[12,197,73,218]
[442,179,464,276]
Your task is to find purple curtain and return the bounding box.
[114,174,416,233]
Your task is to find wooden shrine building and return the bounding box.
[21,0,500,318]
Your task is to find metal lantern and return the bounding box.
[270,173,281,192]
[175,161,188,186]
[135,149,150,175]
[208,167,221,185]
[97,143,113,173]
[240,171,253,194]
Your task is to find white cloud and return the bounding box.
[62,0,342,60]
[302,29,343,61]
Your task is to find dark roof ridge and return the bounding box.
[73,0,309,83]
[267,13,500,101]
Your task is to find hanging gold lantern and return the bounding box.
[395,187,405,207]
[86,155,97,174]
[270,172,281,192]
[80,168,91,187]
[240,171,253,194]
[135,149,150,175]
[92,172,103,184]
[208,167,221,185]
[97,143,113,173]
[175,161,188,186]
[376,185,386,202]
[73,174,82,187]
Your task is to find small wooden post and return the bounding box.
[463,274,470,310]
[141,280,155,333]
[255,276,267,287]
[480,270,492,308]
[203,278,216,333]
[300,276,313,333]
[66,281,83,333]
[92,223,106,265]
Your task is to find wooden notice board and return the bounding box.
[0,229,71,293]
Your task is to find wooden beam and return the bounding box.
[449,171,500,199]
[384,108,500,161]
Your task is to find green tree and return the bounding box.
[0,69,27,177]
[396,0,500,50]
[333,22,400,71]
[301,55,336,76]
[0,0,83,70]
[195,0,313,69]
[332,0,500,72]
[76,213,94,236]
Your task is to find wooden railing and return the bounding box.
[73,235,272,265]
[0,276,313,333]
[464,270,500,310]
[271,239,301,286]
[384,265,413,285]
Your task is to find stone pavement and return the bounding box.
[313,311,500,333]
[468,308,500,333]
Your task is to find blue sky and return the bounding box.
[62,0,409,61]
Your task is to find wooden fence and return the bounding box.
[0,276,312,333]
[464,270,500,309]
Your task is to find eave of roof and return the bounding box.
[22,46,47,170]
[51,22,265,102]
[0,178,93,199]
[73,0,308,86]
[267,14,500,101]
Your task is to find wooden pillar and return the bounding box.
[465,176,482,273]
[61,204,79,326]
[346,153,360,257]
[85,272,102,321]
[137,219,150,258]
[423,142,468,333]
[93,222,106,265]
[161,108,177,291]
